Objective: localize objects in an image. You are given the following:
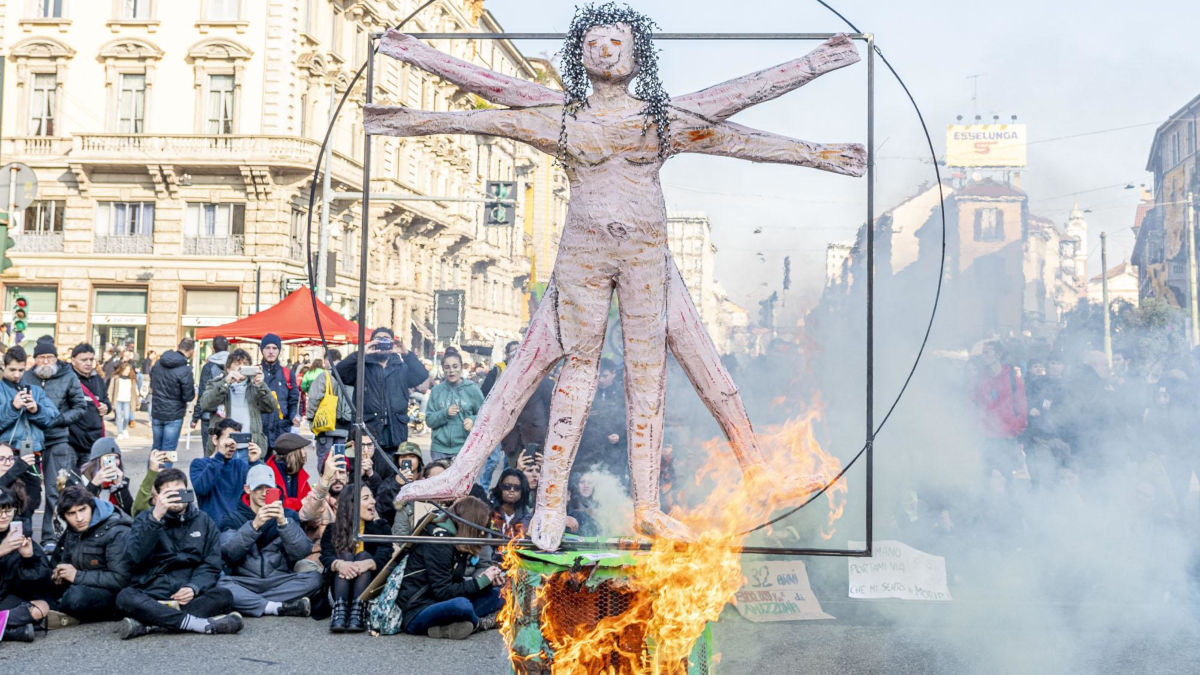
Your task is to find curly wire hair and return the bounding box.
[557,2,672,163]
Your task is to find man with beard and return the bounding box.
[334,327,429,455]
[258,333,299,454]
[149,338,196,462]
[23,337,89,544]
[68,344,112,468]
[298,450,348,564]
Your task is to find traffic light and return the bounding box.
[12,290,27,334]
[0,211,12,272]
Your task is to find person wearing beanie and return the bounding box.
[68,343,112,468]
[78,437,133,515]
[191,335,230,452]
[258,333,299,453]
[21,337,90,543]
[264,432,312,513]
[149,338,196,462]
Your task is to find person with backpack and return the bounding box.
[259,334,299,454]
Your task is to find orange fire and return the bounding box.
[501,403,847,674]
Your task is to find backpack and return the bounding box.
[366,555,409,635]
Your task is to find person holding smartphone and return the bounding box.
[189,419,263,525]
[376,443,423,533]
[0,484,51,642]
[0,441,42,538]
[426,349,484,464]
[216,465,318,618]
[115,469,243,639]
[0,345,61,541]
[197,348,276,455]
[334,327,429,456]
[79,438,133,515]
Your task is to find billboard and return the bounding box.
[945,124,1027,167]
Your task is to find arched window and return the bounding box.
[10,37,75,136]
[98,39,163,133]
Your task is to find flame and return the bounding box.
[501,403,846,674]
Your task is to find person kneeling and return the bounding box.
[115,469,243,638]
[398,496,504,640]
[320,485,391,633]
[217,465,319,618]
[46,485,131,627]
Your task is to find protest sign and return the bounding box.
[847,539,952,601]
[733,559,833,622]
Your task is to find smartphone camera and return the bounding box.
[176,489,196,504]
[400,459,413,472]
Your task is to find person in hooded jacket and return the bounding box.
[426,349,484,463]
[258,333,299,453]
[115,468,243,639]
[67,343,111,467]
[22,337,89,543]
[0,484,51,642]
[46,485,131,626]
[217,464,318,618]
[149,338,196,459]
[78,437,134,515]
[191,336,229,455]
[335,327,430,455]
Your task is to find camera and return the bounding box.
[231,432,252,450]
[373,337,394,351]
[400,459,413,472]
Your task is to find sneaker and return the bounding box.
[4,623,35,642]
[278,597,311,618]
[426,621,475,640]
[118,617,149,640]
[45,610,80,630]
[205,612,244,635]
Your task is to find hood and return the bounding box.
[207,351,230,367]
[159,350,189,368]
[89,497,116,528]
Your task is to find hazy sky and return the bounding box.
[482,0,1200,312]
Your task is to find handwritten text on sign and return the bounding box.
[847,539,952,601]
[733,560,833,622]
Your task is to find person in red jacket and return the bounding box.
[265,433,312,512]
[971,341,1027,487]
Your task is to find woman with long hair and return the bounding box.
[319,485,390,633]
[425,349,484,464]
[107,361,140,440]
[488,468,530,539]
[0,485,51,641]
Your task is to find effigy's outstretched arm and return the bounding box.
[673,34,860,122]
[378,29,562,109]
[671,114,866,177]
[363,105,560,155]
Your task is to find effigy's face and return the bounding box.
[582,23,636,82]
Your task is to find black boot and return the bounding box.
[3,623,35,642]
[329,599,348,633]
[278,597,311,617]
[346,600,366,633]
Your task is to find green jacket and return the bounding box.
[426,379,484,456]
[197,376,276,452]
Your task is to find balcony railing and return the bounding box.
[2,137,72,156]
[94,234,153,254]
[184,235,244,256]
[12,232,64,252]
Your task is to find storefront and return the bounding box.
[181,287,239,362]
[91,288,148,356]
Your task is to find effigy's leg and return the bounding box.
[398,284,565,503]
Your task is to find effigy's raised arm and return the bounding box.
[364,104,560,155]
[673,34,860,122]
[378,29,562,109]
[671,114,865,177]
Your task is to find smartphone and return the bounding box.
[264,488,282,505]
[400,459,413,472]
[17,384,30,395]
[165,450,178,464]
[176,489,196,504]
[9,521,22,538]
[102,454,118,469]
[231,432,252,450]
[239,365,261,377]
[331,443,346,458]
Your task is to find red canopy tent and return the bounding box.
[195,287,360,345]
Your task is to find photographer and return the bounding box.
[46,485,131,626]
[190,418,263,525]
[0,442,42,536]
[132,449,170,516]
[426,349,484,463]
[190,336,229,453]
[320,484,391,633]
[377,443,423,533]
[264,432,313,512]
[78,438,133,515]
[217,465,319,618]
[116,469,243,639]
[197,348,275,452]
[398,496,503,639]
[0,484,51,642]
[335,327,429,455]
[259,333,299,452]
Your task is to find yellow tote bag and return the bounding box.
[312,389,338,434]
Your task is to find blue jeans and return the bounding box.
[478,445,504,490]
[114,401,132,435]
[152,417,184,457]
[404,587,504,635]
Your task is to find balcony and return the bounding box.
[2,136,72,157]
[184,235,244,256]
[94,234,153,254]
[12,232,64,253]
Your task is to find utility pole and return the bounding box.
[1188,191,1199,348]
[315,90,334,302]
[1100,232,1111,367]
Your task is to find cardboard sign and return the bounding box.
[847,539,952,601]
[733,560,833,622]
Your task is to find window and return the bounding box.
[207,0,239,20]
[116,73,146,133]
[184,203,244,237]
[22,201,65,233]
[206,74,235,134]
[29,73,56,136]
[35,0,64,18]
[96,202,155,236]
[355,26,366,63]
[302,0,314,34]
[973,207,1004,241]
[120,0,151,19]
[330,7,343,56]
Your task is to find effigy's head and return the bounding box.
[581,22,637,82]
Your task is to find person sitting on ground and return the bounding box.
[190,418,263,525]
[45,485,131,627]
[0,442,41,537]
[197,348,275,453]
[377,442,423,534]
[398,496,504,639]
[78,437,133,515]
[132,449,171,516]
[217,464,319,619]
[298,452,348,566]
[320,484,391,633]
[346,433,387,491]
[0,484,50,642]
[115,468,243,639]
[489,468,532,539]
[265,432,314,513]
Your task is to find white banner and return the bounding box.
[847,540,952,601]
[733,560,833,622]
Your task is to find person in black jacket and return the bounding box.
[149,338,196,461]
[78,437,134,515]
[335,328,430,455]
[23,337,90,544]
[320,484,391,633]
[259,333,299,452]
[115,468,243,639]
[399,496,504,639]
[46,485,131,626]
[67,343,111,468]
[0,484,51,642]
[0,442,41,537]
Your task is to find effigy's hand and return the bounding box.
[816,33,861,70]
[378,29,421,62]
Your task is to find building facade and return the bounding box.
[0,0,566,357]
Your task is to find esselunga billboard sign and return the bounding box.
[945,124,1027,167]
